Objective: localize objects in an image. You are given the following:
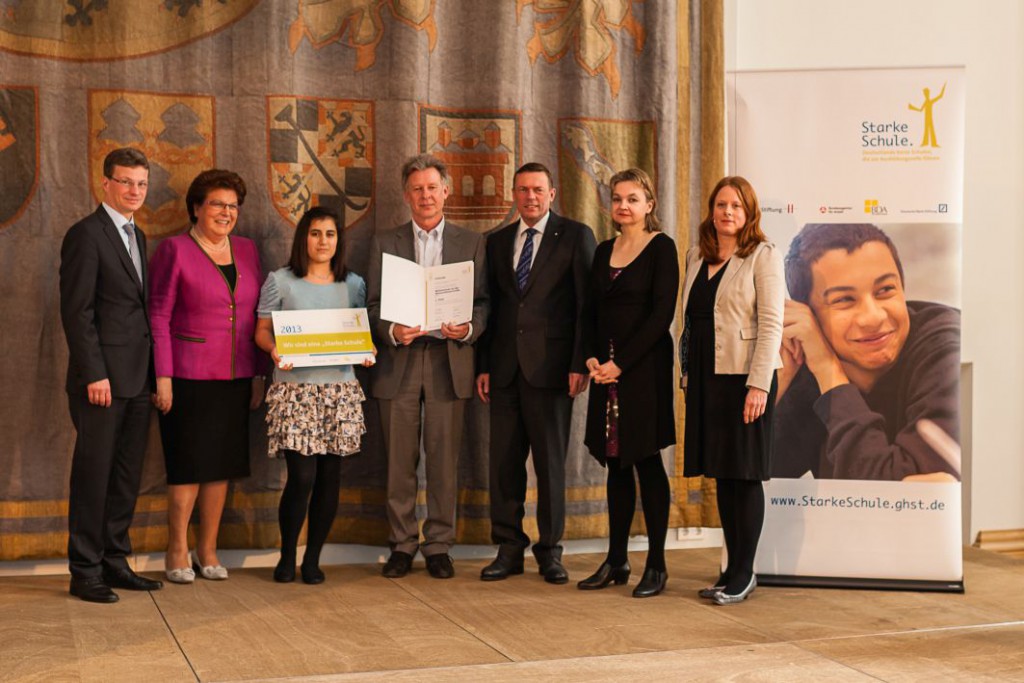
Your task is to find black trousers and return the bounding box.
[66,390,151,579]
[488,371,572,561]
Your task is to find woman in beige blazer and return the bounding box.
[680,176,784,605]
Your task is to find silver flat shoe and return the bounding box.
[713,576,756,605]
[193,560,229,581]
[698,584,725,599]
[165,565,196,584]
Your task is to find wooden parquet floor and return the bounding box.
[3,547,1023,682]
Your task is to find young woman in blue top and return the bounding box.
[255,206,374,584]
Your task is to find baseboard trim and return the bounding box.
[974,528,1024,559]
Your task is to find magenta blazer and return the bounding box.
[149,233,264,380]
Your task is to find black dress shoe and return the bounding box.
[70,577,119,604]
[577,561,631,590]
[480,553,524,581]
[273,558,296,583]
[103,567,163,591]
[425,553,455,579]
[382,551,414,578]
[538,558,569,585]
[632,567,667,598]
[300,563,325,585]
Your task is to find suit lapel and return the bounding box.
[136,229,148,300]
[494,222,518,291]
[97,207,144,296]
[715,253,746,304]
[520,213,559,297]
[395,222,416,261]
[440,221,461,264]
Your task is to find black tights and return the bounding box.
[715,478,765,593]
[605,455,670,572]
[278,451,342,569]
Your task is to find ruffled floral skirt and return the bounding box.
[265,380,366,457]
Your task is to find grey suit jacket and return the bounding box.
[366,220,488,400]
[680,241,784,391]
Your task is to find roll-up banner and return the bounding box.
[728,68,965,591]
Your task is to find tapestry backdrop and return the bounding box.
[0,0,724,560]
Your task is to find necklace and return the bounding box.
[191,228,229,254]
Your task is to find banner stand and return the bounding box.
[730,67,966,591]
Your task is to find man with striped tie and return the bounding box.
[476,162,596,584]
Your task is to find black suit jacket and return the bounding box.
[478,212,596,389]
[60,205,152,398]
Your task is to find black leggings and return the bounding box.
[278,451,342,568]
[715,478,764,592]
[605,454,670,572]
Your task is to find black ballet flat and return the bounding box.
[273,558,296,583]
[577,561,631,590]
[632,567,667,598]
[300,563,325,585]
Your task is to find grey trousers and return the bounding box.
[378,343,465,557]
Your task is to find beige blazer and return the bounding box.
[680,241,784,392]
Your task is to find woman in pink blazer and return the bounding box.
[149,169,265,584]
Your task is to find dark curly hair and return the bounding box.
[186,169,247,224]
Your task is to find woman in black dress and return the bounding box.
[579,168,679,598]
[680,176,784,605]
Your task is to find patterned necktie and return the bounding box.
[123,222,143,283]
[515,228,538,292]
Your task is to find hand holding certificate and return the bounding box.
[380,253,474,331]
[272,308,375,367]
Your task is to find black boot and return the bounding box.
[577,561,631,590]
[632,567,667,597]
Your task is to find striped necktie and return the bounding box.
[515,228,537,292]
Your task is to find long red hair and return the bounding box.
[698,176,766,263]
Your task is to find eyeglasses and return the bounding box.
[205,200,240,212]
[107,177,148,190]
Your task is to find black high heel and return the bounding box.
[632,567,667,598]
[577,561,631,590]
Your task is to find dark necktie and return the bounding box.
[515,228,538,292]
[123,222,143,283]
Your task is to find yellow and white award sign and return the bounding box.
[271,308,374,367]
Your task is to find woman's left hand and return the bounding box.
[250,376,265,410]
[589,359,622,385]
[743,387,768,424]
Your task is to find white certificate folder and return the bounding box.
[380,253,474,332]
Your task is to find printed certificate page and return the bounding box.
[425,261,473,331]
[380,254,474,331]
